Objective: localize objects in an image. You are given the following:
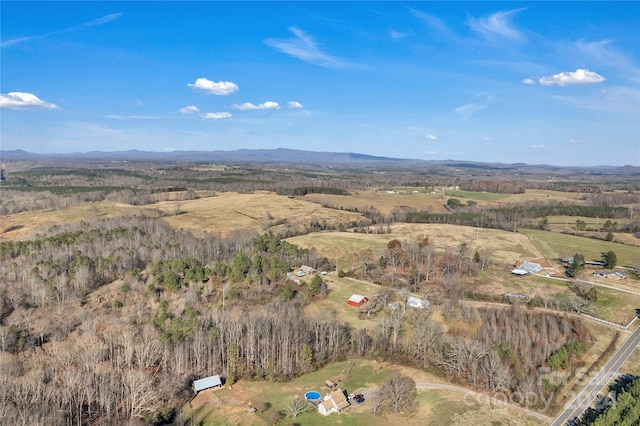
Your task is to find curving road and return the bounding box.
[552,326,640,426]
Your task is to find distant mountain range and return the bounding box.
[1,148,638,174]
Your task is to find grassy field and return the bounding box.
[0,201,160,240]
[305,276,382,329]
[518,228,640,267]
[445,190,510,202]
[301,190,448,215]
[0,191,366,240]
[288,223,545,268]
[183,359,546,426]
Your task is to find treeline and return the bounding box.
[588,378,640,426]
[277,186,350,196]
[404,203,633,232]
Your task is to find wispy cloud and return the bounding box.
[424,134,438,140]
[287,101,304,109]
[1,13,122,47]
[467,9,526,42]
[455,103,487,116]
[232,101,280,111]
[103,114,164,120]
[408,8,450,34]
[0,92,59,109]
[265,27,347,69]
[188,78,239,95]
[538,69,605,86]
[179,105,231,120]
[531,144,546,150]
[522,78,536,85]
[202,112,232,120]
[388,29,410,39]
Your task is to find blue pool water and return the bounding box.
[305,391,321,401]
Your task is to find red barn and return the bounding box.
[347,294,369,307]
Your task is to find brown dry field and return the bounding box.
[300,190,448,215]
[0,191,365,240]
[287,223,545,267]
[0,201,160,241]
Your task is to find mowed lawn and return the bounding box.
[185,359,546,426]
[305,276,382,330]
[519,228,640,267]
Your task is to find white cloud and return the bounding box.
[180,105,200,115]
[388,30,409,39]
[188,78,238,95]
[287,101,303,109]
[522,78,535,85]
[538,69,605,86]
[483,136,493,141]
[468,9,526,42]
[0,92,59,109]
[202,112,232,120]
[569,139,578,144]
[424,134,438,140]
[1,13,122,47]
[423,150,437,155]
[532,144,546,150]
[232,101,280,110]
[265,27,346,68]
[455,103,487,115]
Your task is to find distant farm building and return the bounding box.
[192,374,222,393]
[406,296,429,309]
[593,270,627,281]
[347,294,369,307]
[512,261,542,275]
[585,261,606,269]
[318,390,350,416]
[300,265,316,274]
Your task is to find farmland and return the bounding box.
[1,157,639,425]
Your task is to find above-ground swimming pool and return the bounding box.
[305,391,321,401]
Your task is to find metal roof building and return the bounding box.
[193,375,222,393]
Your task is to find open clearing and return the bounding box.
[0,191,365,240]
[300,190,448,215]
[184,359,546,426]
[305,276,382,329]
[519,228,640,267]
[288,223,545,267]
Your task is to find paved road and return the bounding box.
[552,326,640,426]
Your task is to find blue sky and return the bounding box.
[1,1,639,166]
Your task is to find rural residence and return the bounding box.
[318,390,350,416]
[512,261,543,276]
[406,296,429,309]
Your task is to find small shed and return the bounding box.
[347,294,369,307]
[193,375,222,393]
[325,379,337,389]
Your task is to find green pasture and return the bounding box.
[445,190,509,202]
[519,228,639,267]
